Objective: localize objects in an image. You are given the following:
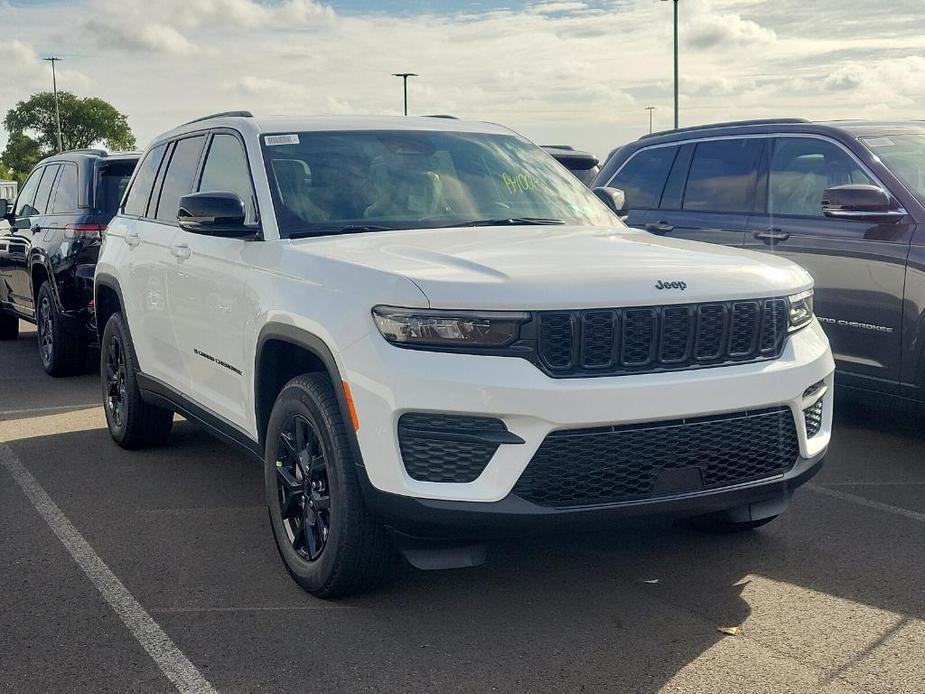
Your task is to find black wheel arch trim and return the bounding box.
[255,323,366,468]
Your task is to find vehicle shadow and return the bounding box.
[4,398,923,692]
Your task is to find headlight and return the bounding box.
[788,289,814,332]
[372,306,528,348]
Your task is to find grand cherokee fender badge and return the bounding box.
[655,280,687,290]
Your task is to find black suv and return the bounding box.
[0,149,138,375]
[594,118,925,402]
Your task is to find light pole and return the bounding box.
[391,73,418,116]
[43,56,64,152]
[661,0,679,129]
[645,105,656,133]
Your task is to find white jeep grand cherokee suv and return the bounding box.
[95,112,834,597]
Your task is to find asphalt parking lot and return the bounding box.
[1,322,923,694]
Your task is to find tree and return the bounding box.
[2,92,136,178]
[0,132,43,184]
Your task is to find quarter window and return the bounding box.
[198,134,256,222]
[769,138,874,217]
[51,164,79,214]
[683,139,761,213]
[611,146,677,210]
[124,144,167,217]
[31,164,60,217]
[155,135,207,223]
[14,168,43,217]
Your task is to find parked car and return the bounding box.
[95,111,833,597]
[595,118,925,402]
[0,149,139,375]
[542,145,599,186]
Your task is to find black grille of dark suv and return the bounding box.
[535,298,789,377]
[512,407,799,508]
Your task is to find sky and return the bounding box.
[3,0,925,160]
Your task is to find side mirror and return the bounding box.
[0,198,11,223]
[593,186,627,218]
[177,192,256,238]
[822,184,905,222]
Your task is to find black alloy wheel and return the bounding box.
[275,414,332,561]
[104,331,127,429]
[38,293,54,369]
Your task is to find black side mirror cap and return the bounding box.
[822,184,906,222]
[177,192,257,238]
[592,186,627,217]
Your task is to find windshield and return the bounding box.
[860,133,925,199]
[260,129,618,237]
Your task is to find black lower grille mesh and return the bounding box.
[804,400,824,438]
[398,414,506,483]
[513,408,799,508]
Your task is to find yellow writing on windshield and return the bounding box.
[501,171,544,195]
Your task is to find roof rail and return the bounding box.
[640,118,811,140]
[181,110,254,126]
[63,148,108,156]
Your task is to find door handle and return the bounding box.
[753,228,790,243]
[170,243,191,260]
[125,231,141,248]
[645,220,675,234]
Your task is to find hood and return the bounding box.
[290,225,813,310]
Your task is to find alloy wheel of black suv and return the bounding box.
[37,282,87,377]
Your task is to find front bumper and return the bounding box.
[358,449,825,538]
[341,318,834,508]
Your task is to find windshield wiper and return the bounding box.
[454,217,566,227]
[289,224,394,238]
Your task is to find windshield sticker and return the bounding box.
[501,171,544,194]
[264,134,300,146]
[863,137,895,148]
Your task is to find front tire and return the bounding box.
[0,312,18,340]
[37,282,87,376]
[100,311,173,449]
[265,373,398,598]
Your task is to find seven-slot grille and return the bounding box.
[536,298,789,377]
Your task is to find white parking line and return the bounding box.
[0,444,218,694]
[807,483,925,523]
[0,403,100,418]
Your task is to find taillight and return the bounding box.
[65,224,105,240]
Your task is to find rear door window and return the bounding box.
[31,164,60,217]
[155,135,207,223]
[51,164,79,214]
[683,139,761,213]
[124,144,167,217]
[610,146,677,210]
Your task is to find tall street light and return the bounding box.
[661,0,679,129]
[645,105,656,134]
[43,56,64,152]
[392,73,418,116]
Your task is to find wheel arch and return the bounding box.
[93,274,126,343]
[255,324,364,465]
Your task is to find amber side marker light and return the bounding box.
[342,381,360,431]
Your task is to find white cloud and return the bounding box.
[2,0,925,160]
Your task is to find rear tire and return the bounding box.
[37,282,87,376]
[101,311,173,449]
[265,373,398,598]
[0,312,18,340]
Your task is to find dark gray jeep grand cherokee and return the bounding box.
[595,118,925,403]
